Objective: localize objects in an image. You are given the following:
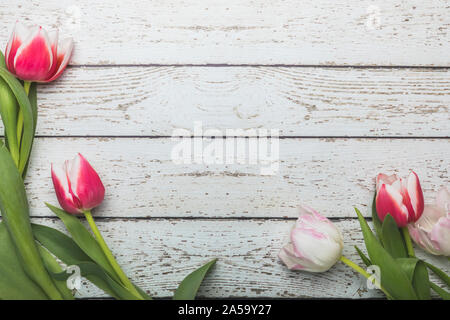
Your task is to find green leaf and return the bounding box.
[37,244,75,300]
[45,203,121,284]
[0,51,5,68]
[21,82,37,178]
[0,222,49,299]
[355,208,417,300]
[0,145,62,299]
[371,193,383,242]
[430,282,450,300]
[413,261,430,300]
[424,262,450,287]
[32,222,151,300]
[381,214,408,258]
[173,259,217,300]
[0,77,19,166]
[354,245,371,266]
[0,67,34,174]
[396,258,430,300]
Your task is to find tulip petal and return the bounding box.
[5,22,30,72]
[13,26,53,81]
[435,187,450,212]
[376,184,409,227]
[51,163,82,214]
[44,38,73,82]
[45,30,59,80]
[69,154,105,211]
[405,171,424,221]
[278,244,307,270]
[430,216,450,256]
[376,173,399,192]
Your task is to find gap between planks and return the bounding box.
[67,64,450,69]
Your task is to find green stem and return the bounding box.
[340,256,392,299]
[16,81,30,148]
[83,210,144,300]
[401,227,415,257]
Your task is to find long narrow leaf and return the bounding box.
[45,203,121,284]
[381,214,407,258]
[371,193,383,242]
[32,222,151,300]
[37,244,75,300]
[21,82,37,178]
[0,67,34,174]
[0,145,62,299]
[424,262,450,287]
[355,208,417,299]
[173,259,217,300]
[0,77,19,166]
[0,222,48,300]
[430,282,450,300]
[354,245,371,266]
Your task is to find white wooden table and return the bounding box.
[1,0,449,298]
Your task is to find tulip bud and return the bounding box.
[408,187,450,256]
[278,205,344,272]
[51,153,105,214]
[5,22,73,82]
[375,171,424,227]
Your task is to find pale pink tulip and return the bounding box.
[408,187,450,256]
[279,205,343,272]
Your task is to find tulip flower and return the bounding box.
[5,22,73,82]
[375,171,424,227]
[408,187,450,256]
[51,153,105,215]
[279,205,344,272]
[51,153,145,299]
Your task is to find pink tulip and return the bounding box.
[51,153,105,214]
[375,171,424,227]
[5,22,73,82]
[278,205,343,272]
[408,187,450,256]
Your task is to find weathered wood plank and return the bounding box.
[0,0,448,65]
[17,67,449,137]
[32,218,449,298]
[26,137,449,218]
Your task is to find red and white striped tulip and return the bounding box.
[278,205,343,272]
[51,153,105,215]
[408,187,450,256]
[5,22,73,82]
[375,171,424,227]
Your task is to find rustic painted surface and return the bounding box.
[34,218,449,298]
[0,0,448,65]
[1,0,449,298]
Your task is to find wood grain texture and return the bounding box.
[0,0,448,65]
[13,67,448,137]
[32,218,449,298]
[27,137,449,218]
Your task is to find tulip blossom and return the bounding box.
[375,171,424,227]
[278,205,344,272]
[5,22,73,82]
[408,187,450,256]
[51,153,105,214]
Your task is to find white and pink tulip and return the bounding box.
[5,22,73,82]
[278,205,343,272]
[375,171,424,227]
[51,153,105,215]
